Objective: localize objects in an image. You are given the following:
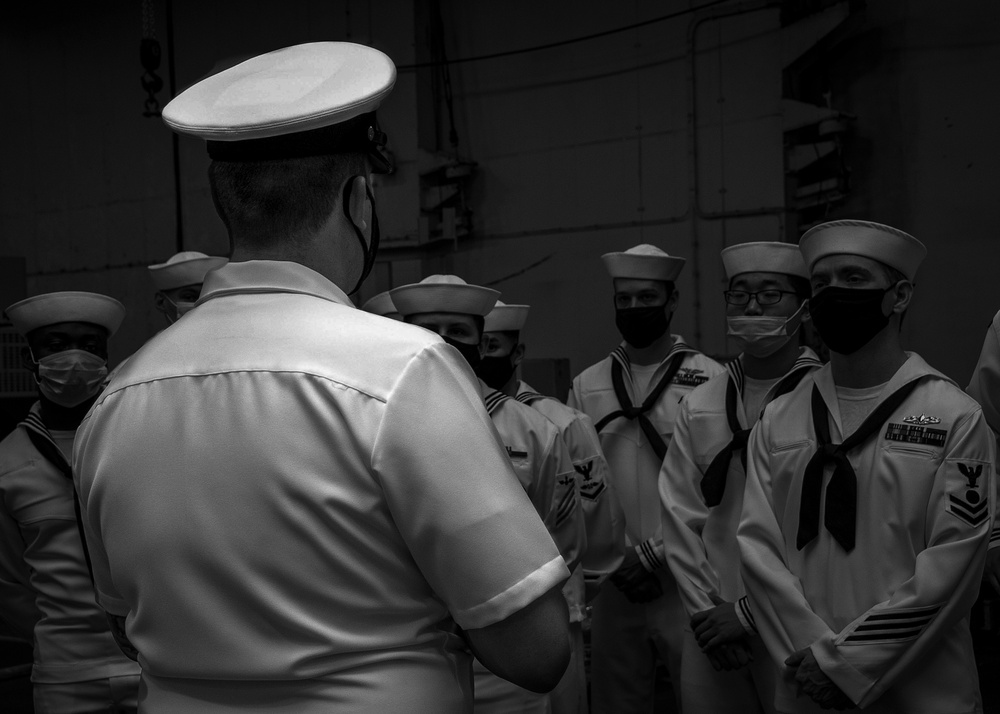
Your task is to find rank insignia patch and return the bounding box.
[903,414,940,425]
[947,461,990,527]
[575,460,608,500]
[580,480,607,501]
[884,423,947,447]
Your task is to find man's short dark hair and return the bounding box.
[209,152,367,249]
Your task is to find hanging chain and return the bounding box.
[140,0,164,117]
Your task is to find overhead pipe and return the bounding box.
[685,0,783,345]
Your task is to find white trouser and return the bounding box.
[589,569,685,714]
[679,627,777,714]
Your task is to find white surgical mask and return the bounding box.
[34,349,108,408]
[726,302,806,359]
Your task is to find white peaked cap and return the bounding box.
[389,275,500,318]
[162,42,396,172]
[148,251,228,291]
[799,220,927,281]
[484,300,530,332]
[361,290,400,317]
[5,291,126,337]
[721,241,809,281]
[602,244,686,282]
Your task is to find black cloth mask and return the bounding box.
[809,284,897,355]
[615,305,670,349]
[342,178,380,295]
[443,335,482,371]
[476,353,517,391]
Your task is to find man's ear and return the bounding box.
[800,298,811,324]
[154,292,176,324]
[512,343,526,367]
[888,280,913,315]
[347,175,370,234]
[666,288,680,315]
[20,346,37,374]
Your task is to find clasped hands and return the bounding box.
[691,596,753,672]
[610,547,663,603]
[784,648,855,710]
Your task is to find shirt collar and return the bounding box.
[727,346,824,395]
[610,334,696,379]
[812,352,951,433]
[197,260,354,308]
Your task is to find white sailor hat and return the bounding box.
[360,290,400,318]
[162,42,397,173]
[602,244,686,282]
[389,275,500,318]
[484,300,530,333]
[148,251,228,291]
[721,241,808,281]
[5,292,126,337]
[799,220,927,281]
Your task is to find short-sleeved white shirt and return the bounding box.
[73,260,567,709]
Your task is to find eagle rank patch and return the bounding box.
[946,461,990,527]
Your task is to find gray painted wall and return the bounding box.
[1,0,997,384]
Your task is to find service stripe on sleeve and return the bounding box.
[842,605,942,644]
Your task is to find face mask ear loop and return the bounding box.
[343,178,380,296]
[783,300,808,336]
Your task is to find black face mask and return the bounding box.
[475,353,517,391]
[343,178,380,296]
[809,284,896,355]
[615,305,670,349]
[442,335,482,371]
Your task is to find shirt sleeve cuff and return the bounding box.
[736,596,758,635]
[455,556,570,630]
[637,540,664,572]
[810,635,870,706]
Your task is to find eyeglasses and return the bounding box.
[723,289,798,306]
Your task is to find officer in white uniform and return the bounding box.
[569,244,725,713]
[361,290,403,320]
[965,310,1000,594]
[0,291,139,713]
[738,220,995,713]
[73,43,570,713]
[392,275,583,714]
[483,300,627,714]
[659,242,822,714]
[148,251,227,323]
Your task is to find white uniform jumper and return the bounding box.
[0,404,140,702]
[474,384,583,714]
[570,336,724,713]
[966,308,1000,551]
[738,354,994,713]
[659,349,822,714]
[516,380,625,714]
